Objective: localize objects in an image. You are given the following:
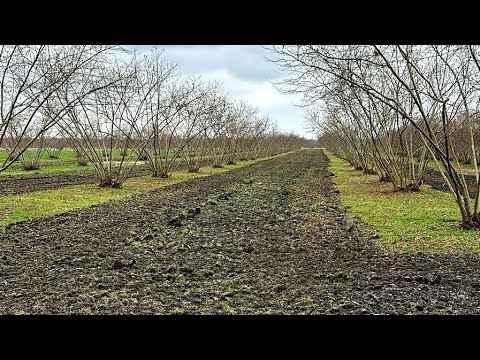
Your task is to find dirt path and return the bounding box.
[1,149,480,314]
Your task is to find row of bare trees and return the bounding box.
[1,45,311,190]
[269,45,480,229]
[0,45,117,172]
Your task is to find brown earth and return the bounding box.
[423,167,477,197]
[1,149,480,314]
[0,160,209,196]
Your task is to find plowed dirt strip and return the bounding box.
[423,167,477,196]
[1,149,480,314]
[0,159,210,197]
[0,165,150,196]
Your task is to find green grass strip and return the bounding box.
[325,150,480,254]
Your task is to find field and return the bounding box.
[2,149,480,314]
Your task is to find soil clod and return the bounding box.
[112,259,136,270]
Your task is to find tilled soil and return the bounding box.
[423,167,478,196]
[0,160,208,196]
[1,149,480,314]
[0,165,151,196]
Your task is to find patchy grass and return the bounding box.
[0,154,287,227]
[0,148,169,176]
[0,150,236,177]
[0,148,182,164]
[1,163,97,176]
[326,150,480,254]
[0,160,151,177]
[0,149,77,163]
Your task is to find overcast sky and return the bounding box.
[127,45,313,139]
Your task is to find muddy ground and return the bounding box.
[1,149,480,314]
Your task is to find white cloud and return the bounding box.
[196,69,289,107]
[242,84,291,108]
[125,45,314,139]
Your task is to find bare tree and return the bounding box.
[58,56,143,187]
[224,100,257,165]
[205,90,230,168]
[0,45,117,178]
[268,45,480,228]
[139,76,214,177]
